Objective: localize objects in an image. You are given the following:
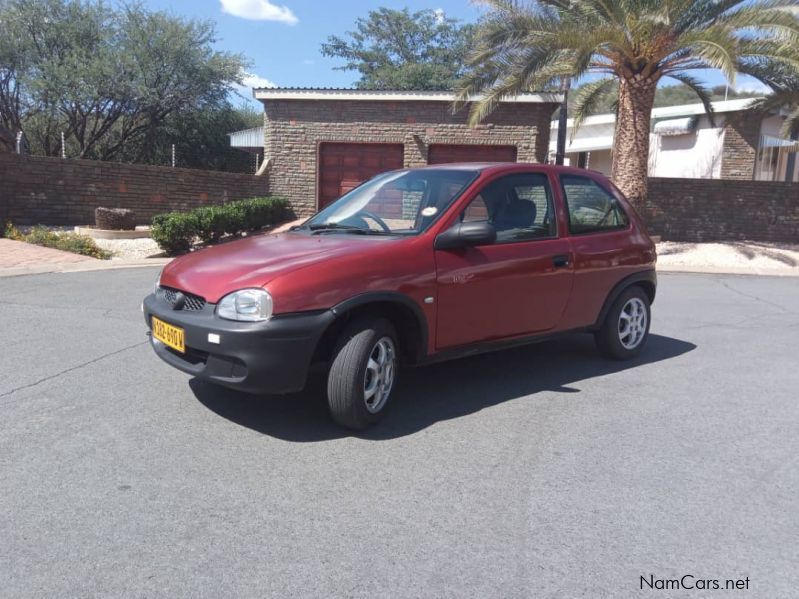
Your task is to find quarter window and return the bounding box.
[459,173,556,242]
[561,175,629,234]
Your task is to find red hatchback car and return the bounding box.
[144,163,656,428]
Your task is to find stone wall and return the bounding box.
[0,153,269,226]
[262,98,559,216]
[719,112,760,180]
[645,177,799,242]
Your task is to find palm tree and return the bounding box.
[456,0,799,209]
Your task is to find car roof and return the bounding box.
[410,162,606,178]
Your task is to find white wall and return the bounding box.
[760,115,786,138]
[587,150,612,175]
[648,116,725,178]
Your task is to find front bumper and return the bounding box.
[143,293,334,394]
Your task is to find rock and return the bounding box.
[95,207,136,230]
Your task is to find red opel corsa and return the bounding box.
[144,163,656,429]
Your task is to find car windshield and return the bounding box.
[302,169,479,235]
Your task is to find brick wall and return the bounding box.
[262,98,559,216]
[720,112,760,180]
[3,139,795,243]
[0,153,269,226]
[645,178,799,242]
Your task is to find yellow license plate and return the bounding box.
[152,316,185,353]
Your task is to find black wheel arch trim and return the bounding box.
[330,291,430,364]
[592,269,657,330]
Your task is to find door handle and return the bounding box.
[552,254,570,268]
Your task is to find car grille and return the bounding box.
[157,286,206,311]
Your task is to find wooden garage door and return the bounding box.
[427,144,517,165]
[318,143,405,209]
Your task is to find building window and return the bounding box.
[755,135,799,182]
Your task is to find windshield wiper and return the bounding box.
[308,222,390,235]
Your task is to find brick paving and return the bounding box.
[0,238,96,269]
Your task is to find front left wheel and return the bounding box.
[327,317,398,429]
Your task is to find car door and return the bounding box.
[555,173,644,330]
[434,171,574,350]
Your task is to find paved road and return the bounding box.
[1,269,797,598]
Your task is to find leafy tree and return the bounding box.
[321,8,475,90]
[131,106,264,173]
[0,0,246,163]
[456,0,799,209]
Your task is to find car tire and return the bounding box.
[327,317,399,429]
[594,286,651,360]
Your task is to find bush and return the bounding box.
[151,212,199,255]
[4,222,23,240]
[7,224,112,259]
[240,197,285,231]
[151,197,288,255]
[193,205,233,244]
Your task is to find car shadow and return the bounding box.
[190,333,696,442]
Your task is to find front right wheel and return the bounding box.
[327,317,398,429]
[594,286,651,360]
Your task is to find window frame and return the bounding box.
[456,171,560,245]
[559,174,631,236]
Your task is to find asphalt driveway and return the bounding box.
[1,269,797,598]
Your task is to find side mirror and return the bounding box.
[434,221,497,250]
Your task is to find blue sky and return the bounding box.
[142,0,770,107]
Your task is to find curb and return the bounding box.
[0,258,171,278]
[657,264,799,277]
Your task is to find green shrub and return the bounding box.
[151,212,199,254]
[8,224,112,259]
[151,197,288,254]
[48,231,113,260]
[194,205,232,244]
[239,197,286,231]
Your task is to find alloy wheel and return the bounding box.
[363,336,396,413]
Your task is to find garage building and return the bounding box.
[253,88,562,216]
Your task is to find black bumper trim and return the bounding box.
[143,293,334,394]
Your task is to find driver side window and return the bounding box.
[459,173,556,243]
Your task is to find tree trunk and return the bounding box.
[611,76,658,211]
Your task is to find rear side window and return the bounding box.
[561,175,629,234]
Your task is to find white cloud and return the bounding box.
[220,0,298,24]
[241,72,277,89]
[433,8,445,24]
[302,59,315,65]
[230,72,276,106]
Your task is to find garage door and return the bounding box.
[427,144,517,165]
[318,143,405,210]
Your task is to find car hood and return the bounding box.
[160,232,396,304]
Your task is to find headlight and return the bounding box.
[154,268,163,293]
[216,288,273,322]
